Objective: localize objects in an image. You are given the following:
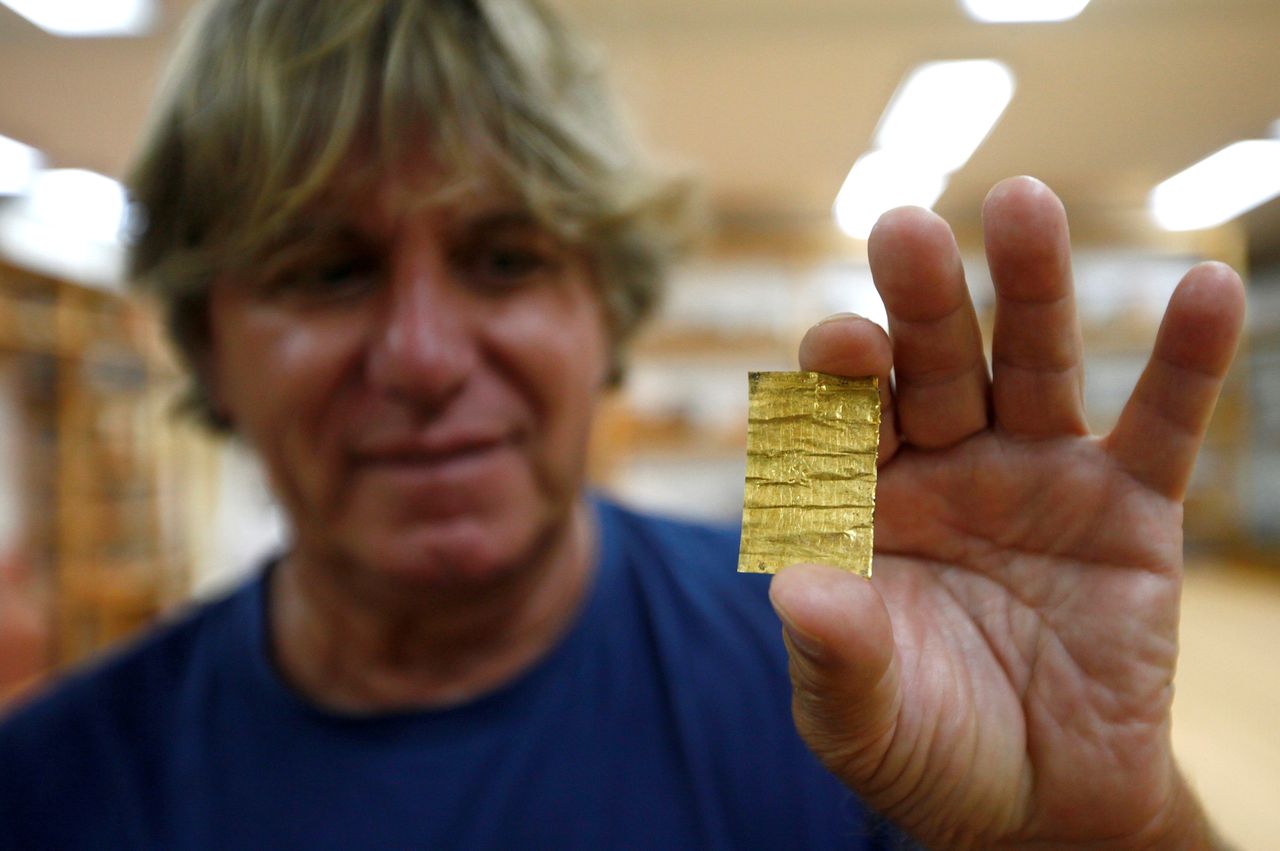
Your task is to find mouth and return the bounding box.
[350,433,517,480]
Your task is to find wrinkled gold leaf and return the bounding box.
[738,372,880,577]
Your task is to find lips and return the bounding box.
[348,429,520,485]
[356,436,502,463]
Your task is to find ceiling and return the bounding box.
[2,0,1279,268]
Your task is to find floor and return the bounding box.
[1174,556,1280,850]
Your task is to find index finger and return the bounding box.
[798,314,901,465]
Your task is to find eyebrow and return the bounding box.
[245,223,375,280]
[256,203,550,268]
[456,208,543,235]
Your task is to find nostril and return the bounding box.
[366,306,476,408]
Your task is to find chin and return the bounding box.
[354,511,552,590]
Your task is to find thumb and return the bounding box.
[769,563,902,786]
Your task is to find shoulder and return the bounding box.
[0,572,261,766]
[0,572,266,847]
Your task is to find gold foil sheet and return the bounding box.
[738,372,880,577]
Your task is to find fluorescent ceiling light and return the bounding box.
[0,0,156,37]
[874,60,1016,173]
[0,168,133,289]
[0,134,44,196]
[23,169,132,243]
[960,0,1091,23]
[0,169,132,288]
[832,59,1012,239]
[833,150,949,240]
[1150,140,1280,231]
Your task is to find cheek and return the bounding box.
[210,307,364,494]
[214,302,355,419]
[491,287,609,452]
[526,297,609,410]
[540,303,610,480]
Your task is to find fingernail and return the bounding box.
[816,312,862,326]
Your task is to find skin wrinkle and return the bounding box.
[879,239,988,408]
[992,390,1088,443]
[1138,383,1223,435]
[935,666,1007,828]
[1019,636,1150,842]
[1014,575,1180,833]
[907,587,1007,811]
[905,702,1012,851]
[946,568,1040,701]
[993,355,1082,378]
[912,504,1176,746]
[1000,482,1100,556]
[883,286,974,325]
[1020,730,1179,847]
[993,410,1089,443]
[1131,368,1225,431]
[898,690,1004,841]
[948,711,1003,838]
[896,389,990,450]
[840,581,935,809]
[881,468,1057,573]
[1085,448,1186,555]
[983,236,1070,301]
[888,308,986,346]
[795,670,899,799]
[1155,343,1238,382]
[1110,399,1210,496]
[864,697,937,818]
[915,440,1169,577]
[895,358,990,391]
[931,568,1042,788]
[992,287,1074,308]
[871,246,972,325]
[988,325,1080,376]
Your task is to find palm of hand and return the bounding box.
[772,177,1243,848]
[870,436,1183,844]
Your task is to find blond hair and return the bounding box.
[128,0,694,430]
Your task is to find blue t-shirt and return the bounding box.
[0,499,900,849]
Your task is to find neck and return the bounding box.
[269,500,597,713]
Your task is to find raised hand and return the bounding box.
[770,176,1243,849]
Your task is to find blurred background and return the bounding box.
[0,0,1276,844]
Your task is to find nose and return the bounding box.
[365,241,477,410]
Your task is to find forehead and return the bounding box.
[367,177,527,235]
[299,153,539,237]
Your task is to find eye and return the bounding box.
[455,220,565,294]
[314,258,379,293]
[261,255,382,305]
[483,245,552,278]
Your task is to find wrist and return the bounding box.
[1146,773,1229,851]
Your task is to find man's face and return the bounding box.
[206,180,610,589]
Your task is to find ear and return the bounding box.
[189,284,236,432]
[188,341,235,432]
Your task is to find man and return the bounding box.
[0,0,1243,848]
